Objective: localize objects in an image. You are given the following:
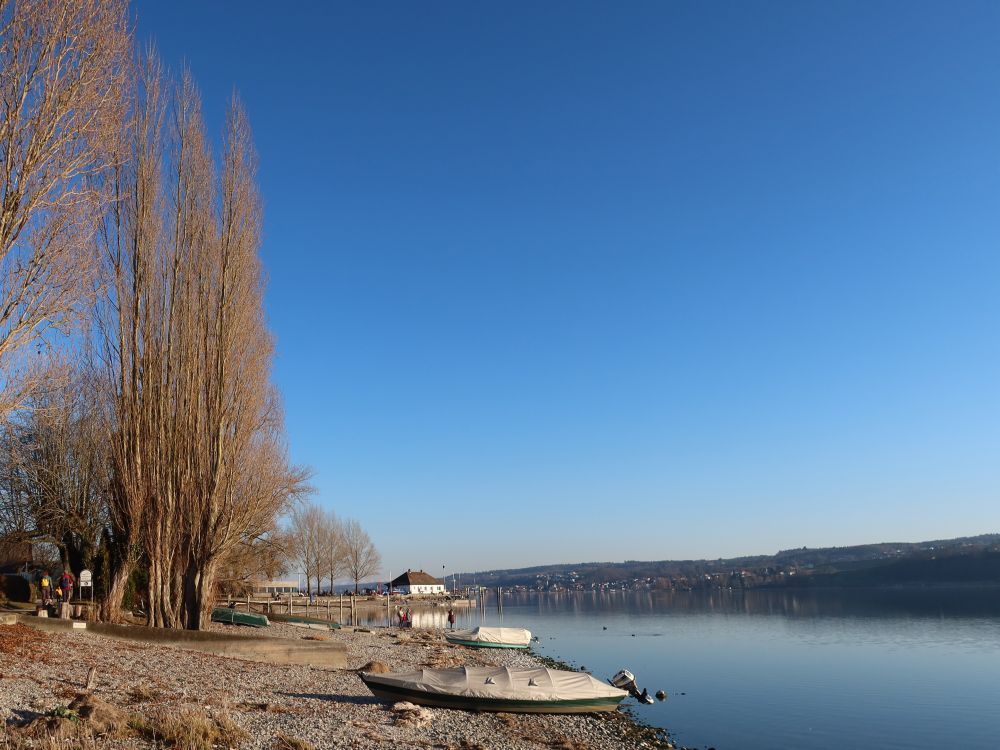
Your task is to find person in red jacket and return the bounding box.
[59,570,75,603]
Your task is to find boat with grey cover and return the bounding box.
[444,626,532,649]
[360,665,628,713]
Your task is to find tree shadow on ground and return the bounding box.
[5,708,44,725]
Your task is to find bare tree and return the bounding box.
[343,518,381,594]
[93,48,163,623]
[0,420,33,541]
[4,359,109,574]
[289,502,324,597]
[0,0,130,418]
[95,57,306,628]
[214,526,292,598]
[319,509,346,594]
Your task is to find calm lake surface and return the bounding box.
[369,588,1000,750]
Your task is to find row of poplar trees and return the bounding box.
[0,0,309,628]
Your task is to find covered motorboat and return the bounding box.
[360,665,628,713]
[445,626,532,649]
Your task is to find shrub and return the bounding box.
[0,574,33,603]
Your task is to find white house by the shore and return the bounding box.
[391,569,445,595]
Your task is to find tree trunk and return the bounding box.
[182,561,201,630]
[181,556,218,630]
[100,557,133,623]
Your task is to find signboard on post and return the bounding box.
[79,569,93,602]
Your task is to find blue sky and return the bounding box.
[136,1,1000,577]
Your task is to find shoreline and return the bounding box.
[1,616,673,749]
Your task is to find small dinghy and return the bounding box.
[210,607,269,628]
[360,666,628,714]
[445,626,532,649]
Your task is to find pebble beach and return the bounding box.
[0,620,671,749]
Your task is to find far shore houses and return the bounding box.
[391,569,445,595]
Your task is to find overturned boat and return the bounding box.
[210,607,269,628]
[445,626,532,649]
[360,665,628,714]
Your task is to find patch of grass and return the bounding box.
[128,684,164,703]
[132,707,248,750]
[274,732,315,750]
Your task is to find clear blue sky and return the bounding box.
[136,1,1000,578]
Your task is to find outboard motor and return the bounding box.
[610,669,638,692]
[609,669,655,704]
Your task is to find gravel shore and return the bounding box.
[0,620,671,749]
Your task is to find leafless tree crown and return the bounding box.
[0,0,130,417]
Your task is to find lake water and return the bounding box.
[367,588,1000,750]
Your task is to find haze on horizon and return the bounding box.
[137,1,1000,578]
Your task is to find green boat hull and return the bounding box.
[360,675,624,714]
[210,607,269,628]
[444,637,529,649]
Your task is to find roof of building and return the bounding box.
[390,569,442,587]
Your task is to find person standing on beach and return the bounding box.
[59,570,74,603]
[447,608,456,629]
[39,571,51,604]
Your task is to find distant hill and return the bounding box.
[459,534,1000,591]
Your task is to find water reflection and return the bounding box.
[355,605,465,630]
[475,586,1000,620]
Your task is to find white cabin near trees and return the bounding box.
[391,569,445,595]
[252,579,301,595]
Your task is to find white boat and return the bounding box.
[445,626,532,649]
[360,665,628,713]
